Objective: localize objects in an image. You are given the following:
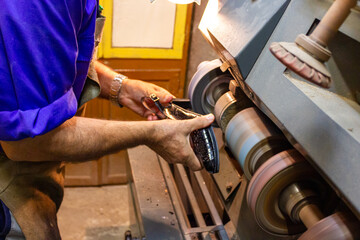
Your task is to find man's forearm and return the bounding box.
[0,117,154,162]
[94,61,118,99]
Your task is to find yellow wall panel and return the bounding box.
[98,0,187,59]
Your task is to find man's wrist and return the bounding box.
[109,73,128,107]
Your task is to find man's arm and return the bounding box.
[0,114,214,171]
[1,117,151,162]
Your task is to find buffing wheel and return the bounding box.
[188,59,232,116]
[225,107,290,180]
[247,150,335,235]
[298,212,360,240]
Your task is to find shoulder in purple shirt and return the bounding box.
[0,0,97,141]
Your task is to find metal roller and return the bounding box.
[188,59,233,116]
[278,183,324,227]
[213,91,252,131]
[225,107,290,179]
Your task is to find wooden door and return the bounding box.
[64,1,193,186]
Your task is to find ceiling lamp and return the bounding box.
[150,0,200,4]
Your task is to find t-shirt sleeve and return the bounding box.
[0,0,96,141]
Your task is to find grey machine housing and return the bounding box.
[200,0,360,226]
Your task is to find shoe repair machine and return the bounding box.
[127,1,360,239]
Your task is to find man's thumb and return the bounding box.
[189,114,215,131]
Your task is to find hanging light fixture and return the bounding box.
[168,0,200,4]
[150,0,200,4]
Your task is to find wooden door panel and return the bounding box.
[102,59,186,97]
[64,161,99,186]
[101,150,129,185]
[124,71,182,97]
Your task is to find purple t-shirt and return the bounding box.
[0,0,97,141]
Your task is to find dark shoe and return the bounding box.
[144,94,219,173]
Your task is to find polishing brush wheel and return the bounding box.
[269,42,331,88]
[269,0,357,88]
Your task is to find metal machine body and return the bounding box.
[191,0,360,238]
[127,1,360,239]
[202,0,360,216]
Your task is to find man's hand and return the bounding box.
[95,61,175,120]
[147,114,215,171]
[119,79,175,120]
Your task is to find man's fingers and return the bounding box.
[159,94,174,104]
[147,115,158,121]
[185,152,203,171]
[188,114,215,132]
[155,87,175,104]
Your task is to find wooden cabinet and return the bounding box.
[64,3,193,186]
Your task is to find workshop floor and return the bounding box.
[58,185,140,240]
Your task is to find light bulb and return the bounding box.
[168,0,200,4]
[150,0,200,4]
